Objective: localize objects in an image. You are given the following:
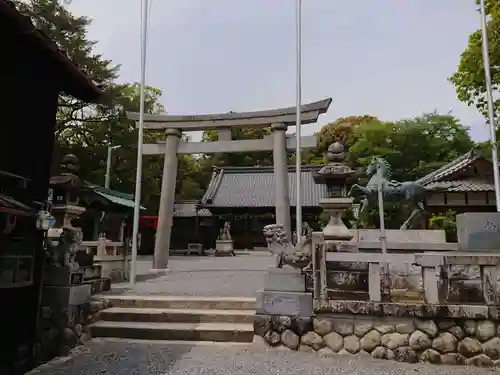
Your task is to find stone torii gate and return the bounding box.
[127,98,332,270]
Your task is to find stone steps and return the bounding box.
[99,295,256,310]
[90,321,254,342]
[100,307,255,324]
[90,295,256,343]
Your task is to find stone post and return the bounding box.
[153,128,182,270]
[271,123,291,239]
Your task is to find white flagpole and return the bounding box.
[295,0,303,233]
[130,0,149,286]
[479,0,500,211]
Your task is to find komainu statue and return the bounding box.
[47,227,80,271]
[263,223,312,271]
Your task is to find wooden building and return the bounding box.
[416,150,498,214]
[199,165,327,249]
[0,1,106,372]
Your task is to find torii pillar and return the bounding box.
[127,98,332,270]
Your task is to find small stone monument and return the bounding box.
[42,155,91,309]
[313,141,357,251]
[215,221,235,256]
[456,212,500,251]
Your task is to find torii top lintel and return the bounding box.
[126,98,332,132]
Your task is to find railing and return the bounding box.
[82,238,129,282]
[311,232,500,308]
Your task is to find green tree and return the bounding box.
[200,127,273,167]
[304,115,378,164]
[14,0,120,139]
[449,0,500,118]
[349,113,474,182]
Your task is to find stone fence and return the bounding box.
[254,231,500,367]
[83,239,130,282]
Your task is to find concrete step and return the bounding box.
[85,278,111,295]
[89,321,254,342]
[100,295,256,310]
[100,307,255,324]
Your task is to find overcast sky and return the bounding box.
[68,0,489,141]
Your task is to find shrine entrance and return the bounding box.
[127,98,332,269]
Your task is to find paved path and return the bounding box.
[30,339,500,375]
[105,255,275,297]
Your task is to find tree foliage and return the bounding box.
[449,0,500,118]
[349,113,474,182]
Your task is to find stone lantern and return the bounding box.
[313,142,357,250]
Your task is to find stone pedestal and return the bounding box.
[215,240,235,256]
[319,196,354,249]
[41,284,91,309]
[43,265,84,286]
[457,212,500,251]
[257,267,313,317]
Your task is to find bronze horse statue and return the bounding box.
[348,157,426,229]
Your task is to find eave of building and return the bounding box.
[201,165,328,208]
[82,183,146,210]
[424,180,495,192]
[416,150,482,186]
[173,201,211,217]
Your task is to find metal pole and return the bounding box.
[376,166,387,256]
[295,0,303,233]
[105,145,112,189]
[130,0,149,286]
[376,165,390,293]
[479,0,500,211]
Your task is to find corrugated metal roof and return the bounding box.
[202,165,328,207]
[94,190,146,210]
[424,180,495,192]
[416,150,480,185]
[174,201,211,217]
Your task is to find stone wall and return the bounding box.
[254,314,500,367]
[33,298,109,365]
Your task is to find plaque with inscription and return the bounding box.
[263,294,300,315]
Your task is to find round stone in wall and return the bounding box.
[409,330,432,351]
[281,329,299,350]
[431,332,457,354]
[419,348,441,364]
[264,330,281,346]
[414,320,438,338]
[301,331,325,350]
[313,317,334,336]
[323,331,343,352]
[371,346,395,360]
[482,337,500,360]
[476,321,496,342]
[361,330,381,352]
[343,335,360,354]
[458,337,483,358]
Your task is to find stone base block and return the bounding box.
[215,240,235,256]
[457,212,500,251]
[256,289,313,317]
[264,267,306,292]
[42,284,91,308]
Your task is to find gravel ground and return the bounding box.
[30,339,500,375]
[104,255,275,297]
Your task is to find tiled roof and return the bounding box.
[416,150,481,186]
[174,201,211,217]
[424,180,495,192]
[202,165,328,207]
